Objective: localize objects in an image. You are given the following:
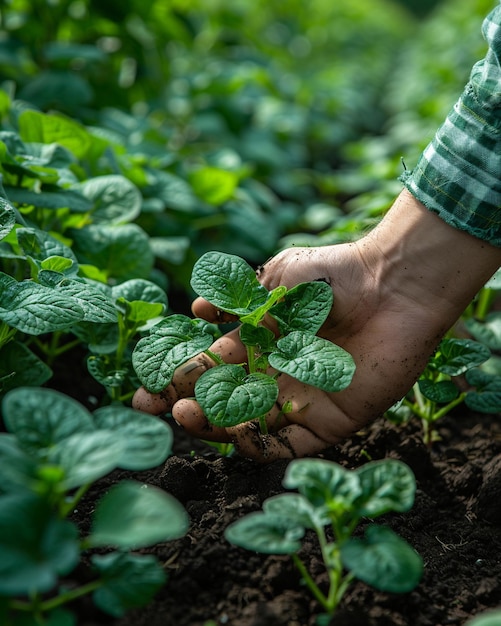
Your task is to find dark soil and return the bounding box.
[72,404,501,626]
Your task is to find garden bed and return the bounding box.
[71,388,501,626]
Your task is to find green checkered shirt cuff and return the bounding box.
[402,3,501,247]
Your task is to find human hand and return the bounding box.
[133,191,501,461]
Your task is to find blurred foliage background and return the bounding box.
[0,0,497,295]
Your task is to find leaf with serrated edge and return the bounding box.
[269,331,355,392]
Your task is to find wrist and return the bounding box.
[358,190,501,330]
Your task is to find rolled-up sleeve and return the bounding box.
[402,3,501,246]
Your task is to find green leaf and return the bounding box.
[190,251,269,316]
[465,313,501,351]
[111,278,168,307]
[0,341,53,393]
[115,297,165,325]
[47,431,124,489]
[195,365,279,427]
[4,186,92,213]
[465,369,501,413]
[39,276,118,324]
[239,323,276,351]
[70,223,154,281]
[79,175,142,224]
[18,110,94,159]
[263,493,329,529]
[86,355,127,389]
[40,256,75,273]
[90,480,188,549]
[0,275,85,333]
[16,227,78,263]
[432,338,491,376]
[283,458,361,511]
[2,387,94,453]
[0,196,16,241]
[189,166,239,205]
[92,552,166,617]
[341,525,423,593]
[132,314,214,393]
[0,435,38,493]
[269,281,333,334]
[354,460,416,517]
[466,611,501,626]
[269,331,355,392]
[93,406,172,470]
[0,491,79,595]
[417,378,459,404]
[225,511,304,554]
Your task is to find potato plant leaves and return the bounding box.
[269,332,355,392]
[132,314,214,393]
[340,525,423,593]
[226,458,422,615]
[194,365,279,427]
[0,492,79,595]
[269,281,333,335]
[190,251,271,317]
[225,511,304,554]
[90,480,188,549]
[91,552,167,617]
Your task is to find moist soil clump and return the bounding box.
[72,408,501,626]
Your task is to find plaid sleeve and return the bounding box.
[401,3,501,247]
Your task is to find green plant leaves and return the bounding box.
[2,386,94,452]
[0,271,85,334]
[190,251,270,316]
[269,281,333,334]
[354,460,417,517]
[225,511,304,554]
[0,196,16,240]
[93,406,172,470]
[340,525,423,593]
[132,314,214,393]
[0,491,79,595]
[284,458,416,519]
[91,552,167,617]
[269,331,355,392]
[90,480,188,549]
[465,369,501,413]
[432,338,491,376]
[2,387,174,490]
[195,365,279,427]
[79,175,142,224]
[284,457,361,511]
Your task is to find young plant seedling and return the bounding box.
[390,337,501,446]
[225,457,423,622]
[0,386,188,625]
[133,251,356,435]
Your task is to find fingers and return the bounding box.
[230,423,332,463]
[192,297,238,324]
[172,398,233,443]
[132,353,213,415]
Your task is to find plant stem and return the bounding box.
[292,553,330,612]
[10,579,102,615]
